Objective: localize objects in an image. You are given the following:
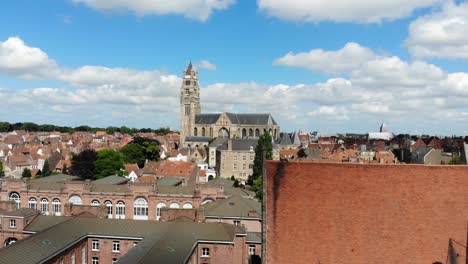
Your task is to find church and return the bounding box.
[180,63,280,144]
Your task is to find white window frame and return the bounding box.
[40,198,49,215]
[249,245,256,255]
[116,201,125,219]
[133,198,148,220]
[169,202,180,209]
[91,257,99,264]
[112,258,118,264]
[233,220,240,226]
[156,202,166,221]
[28,197,37,209]
[9,219,16,228]
[112,241,120,253]
[201,248,210,257]
[52,199,61,216]
[91,239,99,251]
[71,252,75,264]
[105,201,113,219]
[69,195,83,205]
[91,200,100,206]
[9,192,21,209]
[81,246,86,264]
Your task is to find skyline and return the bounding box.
[1,0,468,135]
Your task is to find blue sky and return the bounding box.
[1,0,468,135]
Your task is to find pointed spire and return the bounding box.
[186,61,193,73]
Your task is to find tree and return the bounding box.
[120,144,146,167]
[94,149,124,179]
[70,149,97,180]
[22,168,32,178]
[0,122,11,132]
[143,141,160,161]
[41,160,53,177]
[0,161,4,177]
[251,133,273,200]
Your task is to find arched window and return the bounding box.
[210,128,213,137]
[40,198,49,215]
[156,202,166,221]
[219,128,229,139]
[249,129,253,137]
[68,195,83,205]
[202,127,206,137]
[105,201,113,219]
[242,129,247,138]
[133,198,148,220]
[4,237,17,246]
[169,202,180,209]
[274,129,278,139]
[201,199,214,205]
[194,127,198,136]
[255,129,260,137]
[263,129,267,135]
[116,201,125,219]
[269,129,272,135]
[52,199,61,216]
[9,192,20,209]
[28,198,37,209]
[91,200,100,206]
[183,203,193,209]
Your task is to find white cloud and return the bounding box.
[257,0,443,23]
[73,0,235,21]
[194,60,217,71]
[274,42,376,74]
[0,37,59,79]
[308,106,349,120]
[405,2,468,59]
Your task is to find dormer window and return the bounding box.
[9,219,16,228]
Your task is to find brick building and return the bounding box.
[266,161,468,264]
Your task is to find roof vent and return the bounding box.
[166,246,176,253]
[42,240,52,245]
[228,202,235,206]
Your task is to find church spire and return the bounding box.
[186,61,193,73]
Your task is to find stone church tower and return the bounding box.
[180,62,201,144]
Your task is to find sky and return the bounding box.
[1,0,468,135]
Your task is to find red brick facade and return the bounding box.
[266,161,468,264]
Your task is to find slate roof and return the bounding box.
[278,133,293,145]
[246,232,261,243]
[203,195,261,219]
[30,174,81,183]
[0,216,241,264]
[92,175,129,185]
[194,114,221,124]
[156,177,183,186]
[184,136,211,142]
[0,208,40,217]
[217,139,258,151]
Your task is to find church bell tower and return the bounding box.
[180,62,201,144]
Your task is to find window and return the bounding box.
[242,164,247,170]
[91,257,99,264]
[183,203,193,209]
[194,127,198,136]
[133,198,148,220]
[116,201,125,219]
[133,242,138,247]
[91,200,100,206]
[233,155,237,161]
[59,258,64,264]
[249,245,256,255]
[81,247,86,264]
[185,80,191,85]
[185,88,189,95]
[52,199,61,215]
[169,202,180,209]
[69,195,83,205]
[201,248,210,257]
[105,201,113,218]
[28,198,37,209]
[233,220,240,226]
[71,252,75,264]
[92,240,99,251]
[233,163,237,171]
[250,156,254,161]
[156,202,166,221]
[243,156,246,161]
[9,192,20,209]
[112,241,120,252]
[112,259,118,264]
[40,198,49,215]
[9,219,16,228]
[185,105,190,115]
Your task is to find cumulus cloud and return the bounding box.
[0,37,59,79]
[257,0,443,23]
[194,60,217,71]
[405,2,468,59]
[274,42,376,74]
[73,0,235,21]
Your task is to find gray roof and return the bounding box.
[30,174,81,183]
[0,216,242,264]
[278,133,293,145]
[184,136,211,142]
[0,208,39,218]
[194,113,278,126]
[194,114,221,124]
[411,147,434,164]
[246,232,261,243]
[156,177,183,186]
[217,139,258,151]
[93,175,129,185]
[208,137,227,148]
[203,195,261,219]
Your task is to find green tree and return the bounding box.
[0,161,4,177]
[70,149,97,180]
[0,122,11,132]
[41,160,53,177]
[21,122,39,132]
[143,141,160,161]
[120,126,133,135]
[120,144,146,167]
[94,149,124,179]
[22,168,32,178]
[251,133,273,200]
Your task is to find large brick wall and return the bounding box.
[266,161,468,264]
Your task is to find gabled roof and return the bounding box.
[194,114,221,124]
[203,195,260,219]
[93,175,129,185]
